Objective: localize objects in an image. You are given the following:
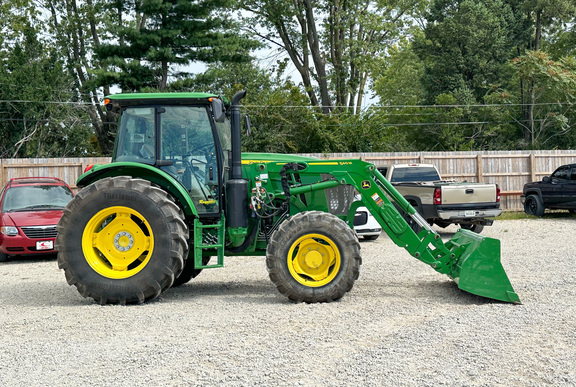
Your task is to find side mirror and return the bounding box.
[542,176,551,183]
[244,115,252,136]
[211,98,226,123]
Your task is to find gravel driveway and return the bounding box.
[1,218,574,386]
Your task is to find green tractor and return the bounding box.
[56,91,520,305]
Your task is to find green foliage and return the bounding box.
[1,0,575,157]
[512,50,576,147]
[93,0,260,91]
[0,13,96,157]
[414,0,520,103]
[372,40,426,106]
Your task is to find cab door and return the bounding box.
[544,165,570,207]
[565,165,576,209]
[158,106,221,216]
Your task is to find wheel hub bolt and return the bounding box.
[114,231,134,252]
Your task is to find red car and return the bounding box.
[0,177,74,262]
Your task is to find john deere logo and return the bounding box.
[361,180,371,189]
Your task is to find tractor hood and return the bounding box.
[241,152,317,165]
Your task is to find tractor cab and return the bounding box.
[106,93,231,217]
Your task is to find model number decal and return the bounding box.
[371,193,384,207]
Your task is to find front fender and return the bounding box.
[77,162,198,216]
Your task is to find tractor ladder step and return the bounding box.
[193,218,225,269]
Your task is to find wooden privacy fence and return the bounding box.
[0,157,111,193]
[2,150,576,210]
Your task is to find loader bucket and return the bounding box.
[446,229,520,304]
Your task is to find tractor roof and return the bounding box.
[104,92,223,112]
[106,92,218,101]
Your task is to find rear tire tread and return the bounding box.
[56,176,188,305]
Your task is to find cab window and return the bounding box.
[159,106,219,215]
[552,166,570,181]
[114,108,155,164]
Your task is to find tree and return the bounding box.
[46,0,117,154]
[512,51,576,148]
[93,0,259,91]
[372,38,425,106]
[0,22,96,157]
[240,0,424,114]
[512,1,576,142]
[413,0,520,103]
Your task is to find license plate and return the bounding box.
[464,210,476,217]
[36,240,54,250]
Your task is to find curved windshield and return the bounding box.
[2,185,74,212]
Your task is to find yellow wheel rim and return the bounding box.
[82,206,154,279]
[287,233,341,287]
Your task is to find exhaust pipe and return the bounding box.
[226,91,249,235]
[230,91,246,180]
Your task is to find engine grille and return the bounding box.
[322,174,355,215]
[21,225,57,239]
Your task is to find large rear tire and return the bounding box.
[266,211,361,303]
[56,176,188,305]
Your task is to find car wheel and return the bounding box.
[363,235,379,241]
[0,252,8,262]
[460,224,484,234]
[524,194,545,217]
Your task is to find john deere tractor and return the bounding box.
[56,91,520,305]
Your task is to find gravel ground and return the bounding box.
[1,218,575,386]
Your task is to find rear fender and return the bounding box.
[77,162,198,217]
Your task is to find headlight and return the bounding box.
[1,226,18,236]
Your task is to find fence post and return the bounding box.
[477,154,483,182]
[530,153,536,183]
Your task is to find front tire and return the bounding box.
[266,211,361,303]
[524,194,545,217]
[0,252,8,262]
[56,176,188,305]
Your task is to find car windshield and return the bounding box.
[2,185,74,212]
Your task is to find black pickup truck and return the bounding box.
[522,163,576,216]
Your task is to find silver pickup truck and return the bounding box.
[378,164,502,233]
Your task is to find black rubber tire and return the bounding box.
[266,211,361,303]
[172,255,211,287]
[524,194,545,217]
[0,252,8,262]
[460,224,484,234]
[56,176,188,305]
[362,235,379,241]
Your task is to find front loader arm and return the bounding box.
[264,159,520,303]
[281,160,455,273]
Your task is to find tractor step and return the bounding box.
[193,218,225,269]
